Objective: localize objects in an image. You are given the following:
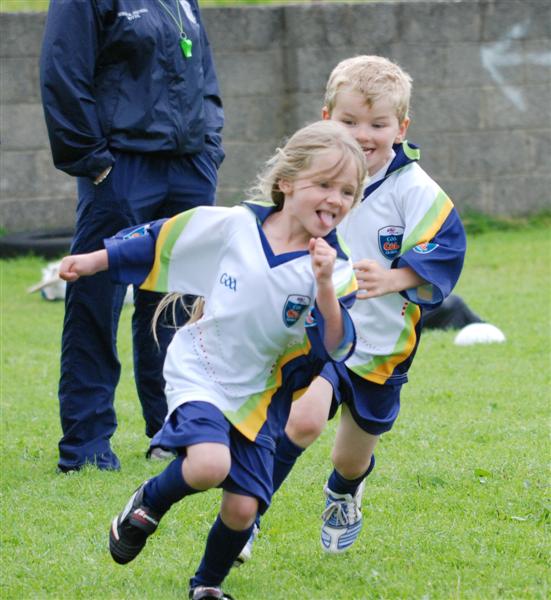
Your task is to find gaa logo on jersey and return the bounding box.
[123,224,150,239]
[378,226,404,260]
[413,242,439,254]
[283,294,311,327]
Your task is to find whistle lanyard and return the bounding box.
[157,0,193,58]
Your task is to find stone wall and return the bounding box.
[1,0,550,232]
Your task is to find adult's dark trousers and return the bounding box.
[58,150,218,472]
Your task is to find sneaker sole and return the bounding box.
[109,517,146,565]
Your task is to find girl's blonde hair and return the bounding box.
[152,294,204,345]
[248,119,367,209]
[152,120,367,341]
[324,55,412,124]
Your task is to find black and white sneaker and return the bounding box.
[188,585,235,600]
[109,481,161,564]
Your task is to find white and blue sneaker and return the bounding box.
[320,481,365,553]
[233,523,259,567]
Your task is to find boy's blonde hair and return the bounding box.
[324,55,412,124]
[250,119,367,209]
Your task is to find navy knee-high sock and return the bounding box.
[143,455,199,515]
[190,515,254,588]
[272,432,305,495]
[327,454,376,496]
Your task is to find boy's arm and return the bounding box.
[354,259,426,299]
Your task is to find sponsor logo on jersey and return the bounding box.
[413,242,439,254]
[219,273,237,291]
[123,224,150,239]
[378,226,404,260]
[283,294,311,327]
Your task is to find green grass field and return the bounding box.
[1,221,550,599]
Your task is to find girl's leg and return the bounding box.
[144,442,231,514]
[109,443,230,565]
[190,492,258,590]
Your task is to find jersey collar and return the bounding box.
[242,200,349,263]
[362,141,420,201]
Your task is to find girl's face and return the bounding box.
[323,88,409,176]
[279,148,359,239]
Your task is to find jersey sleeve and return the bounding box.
[305,256,358,362]
[393,180,466,308]
[105,206,230,294]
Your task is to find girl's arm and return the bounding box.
[309,237,344,353]
[59,250,109,282]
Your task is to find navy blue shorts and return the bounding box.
[321,363,402,435]
[151,402,274,513]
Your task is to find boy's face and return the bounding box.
[323,87,409,176]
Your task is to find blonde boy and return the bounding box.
[238,55,466,562]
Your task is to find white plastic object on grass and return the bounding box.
[454,322,506,346]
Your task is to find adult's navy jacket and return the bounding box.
[40,0,224,180]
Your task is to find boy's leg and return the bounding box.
[235,377,333,566]
[274,376,334,492]
[110,443,230,565]
[321,405,378,554]
[190,492,257,593]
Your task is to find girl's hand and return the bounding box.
[59,250,109,282]
[309,237,336,286]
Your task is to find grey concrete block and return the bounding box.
[525,130,551,176]
[450,130,528,177]
[203,6,284,52]
[1,103,48,150]
[481,1,551,42]
[491,175,551,216]
[216,141,276,191]
[0,13,46,58]
[399,2,481,44]
[438,177,486,213]
[289,46,365,94]
[524,39,551,84]
[289,92,325,130]
[411,86,484,132]
[482,84,551,129]
[216,50,284,96]
[406,130,452,178]
[1,196,75,232]
[283,3,397,48]
[222,95,287,141]
[0,57,41,103]
[390,45,448,87]
[1,149,75,199]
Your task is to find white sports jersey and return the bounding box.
[339,142,466,384]
[106,201,357,447]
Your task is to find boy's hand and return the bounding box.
[59,250,109,282]
[354,259,393,298]
[309,237,337,286]
[354,259,426,299]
